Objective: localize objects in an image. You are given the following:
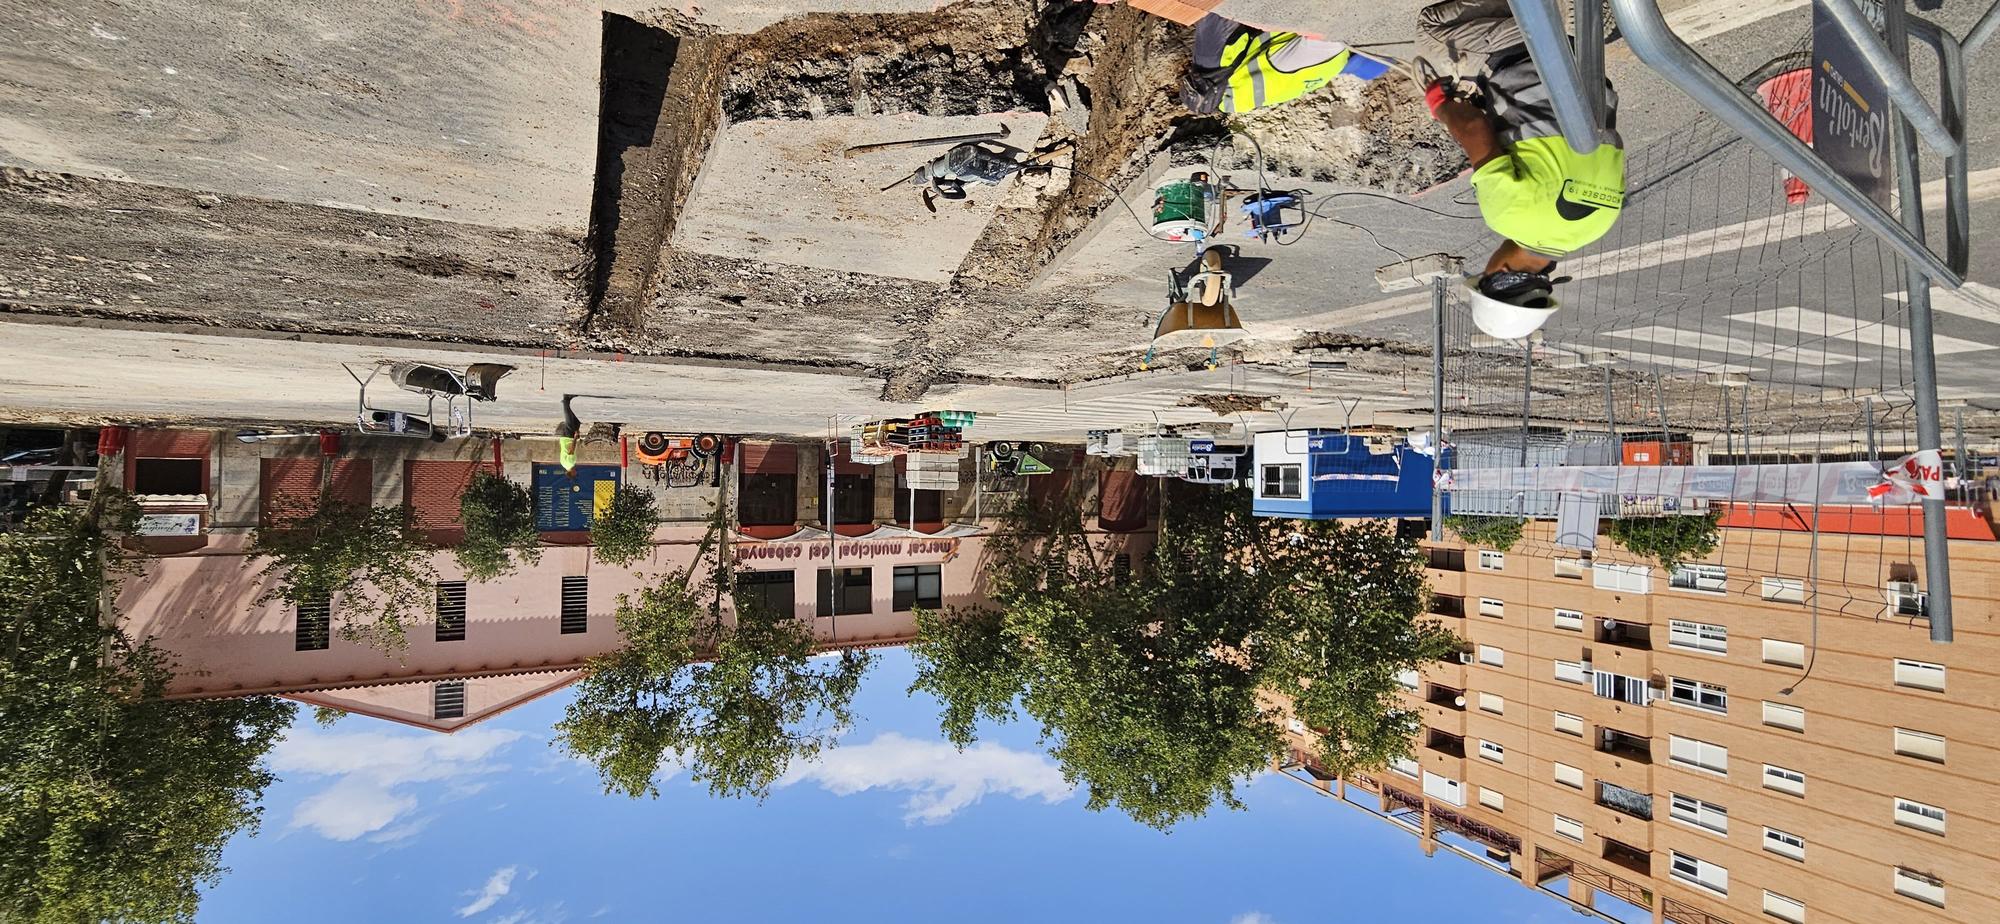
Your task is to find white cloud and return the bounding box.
[1230,914,1276,924]
[268,726,522,842]
[488,911,529,924]
[781,732,1073,824]
[457,865,519,917]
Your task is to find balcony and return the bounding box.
[1429,594,1466,619]
[1426,548,1467,572]
[1594,619,1651,651]
[1596,781,1654,821]
[1596,728,1652,765]
[1600,837,1651,878]
[1426,685,1467,711]
[1426,729,1467,760]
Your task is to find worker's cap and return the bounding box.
[1466,271,1567,341]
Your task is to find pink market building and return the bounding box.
[112,429,1157,732]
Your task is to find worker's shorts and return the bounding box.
[1417,0,1526,80]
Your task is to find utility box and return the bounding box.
[1622,440,1694,466]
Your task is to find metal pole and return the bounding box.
[1722,381,1734,460]
[1655,375,1669,444]
[1955,406,1970,496]
[1907,16,1969,276]
[974,446,983,524]
[1607,0,1962,286]
[1820,0,1960,156]
[1882,0,1953,643]
[1508,0,1602,154]
[1604,367,1618,439]
[1431,276,1448,539]
[1866,395,1877,461]
[1575,0,1607,127]
[1520,340,1533,466]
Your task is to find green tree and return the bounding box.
[0,502,295,924]
[555,518,870,800]
[455,471,541,581]
[589,486,661,567]
[909,479,1459,830]
[1606,510,1722,571]
[250,502,435,652]
[1443,514,1525,551]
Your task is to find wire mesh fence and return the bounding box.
[1432,71,2000,622]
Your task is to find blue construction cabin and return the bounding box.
[1250,429,1441,520]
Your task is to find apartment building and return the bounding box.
[1277,519,1998,924]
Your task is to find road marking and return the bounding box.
[1598,325,1858,366]
[1727,307,1997,355]
[1664,0,1812,44]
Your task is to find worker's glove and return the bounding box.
[1424,80,1452,117]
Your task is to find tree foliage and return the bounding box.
[589,486,662,567]
[0,502,295,924]
[1606,510,1722,571]
[1444,514,1525,552]
[250,502,435,652]
[555,516,870,800]
[909,479,1460,830]
[454,471,541,581]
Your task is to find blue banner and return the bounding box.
[533,463,621,531]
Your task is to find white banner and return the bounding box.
[1442,450,1943,506]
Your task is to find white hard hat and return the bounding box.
[1465,274,1559,341]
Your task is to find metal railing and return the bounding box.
[1509,0,1607,154]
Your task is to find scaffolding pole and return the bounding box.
[1509,0,1603,154]
[1431,276,1448,539]
[1882,0,1954,642]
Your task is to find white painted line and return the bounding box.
[1664,0,1811,44]
[1597,325,1858,366]
[1727,307,1997,355]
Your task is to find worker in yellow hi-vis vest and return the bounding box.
[1182,14,1392,114]
[555,394,582,476]
[1418,0,1625,340]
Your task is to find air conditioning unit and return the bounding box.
[1886,581,1929,616]
[1456,651,1474,665]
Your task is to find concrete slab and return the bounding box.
[670,111,1048,283]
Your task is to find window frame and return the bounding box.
[816,567,873,617]
[1669,792,1728,835]
[1668,619,1728,654]
[1388,756,1421,779]
[1892,728,1946,764]
[1477,644,1505,667]
[1668,676,1729,714]
[1477,596,1505,617]
[1669,735,1728,775]
[1762,763,1806,797]
[1553,608,1584,631]
[1552,813,1584,843]
[1893,867,1946,908]
[1552,711,1584,736]
[1669,850,1729,896]
[1477,550,1506,571]
[432,681,466,720]
[1762,890,1806,924]
[1669,563,1728,593]
[1477,739,1505,763]
[1761,700,1806,732]
[1761,638,1806,667]
[1554,659,1589,684]
[1763,826,1806,861]
[1260,463,1302,499]
[1893,658,1946,692]
[891,563,943,612]
[1893,797,1946,835]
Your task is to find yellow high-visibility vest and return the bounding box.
[1221,33,1352,114]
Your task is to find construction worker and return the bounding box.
[555,394,582,476]
[1418,0,1624,337]
[1183,13,1391,114]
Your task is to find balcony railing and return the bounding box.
[1597,781,1654,821]
[1596,729,1652,764]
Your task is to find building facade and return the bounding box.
[1277,520,1998,924]
[112,429,1156,731]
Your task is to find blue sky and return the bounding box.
[202,649,1566,924]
